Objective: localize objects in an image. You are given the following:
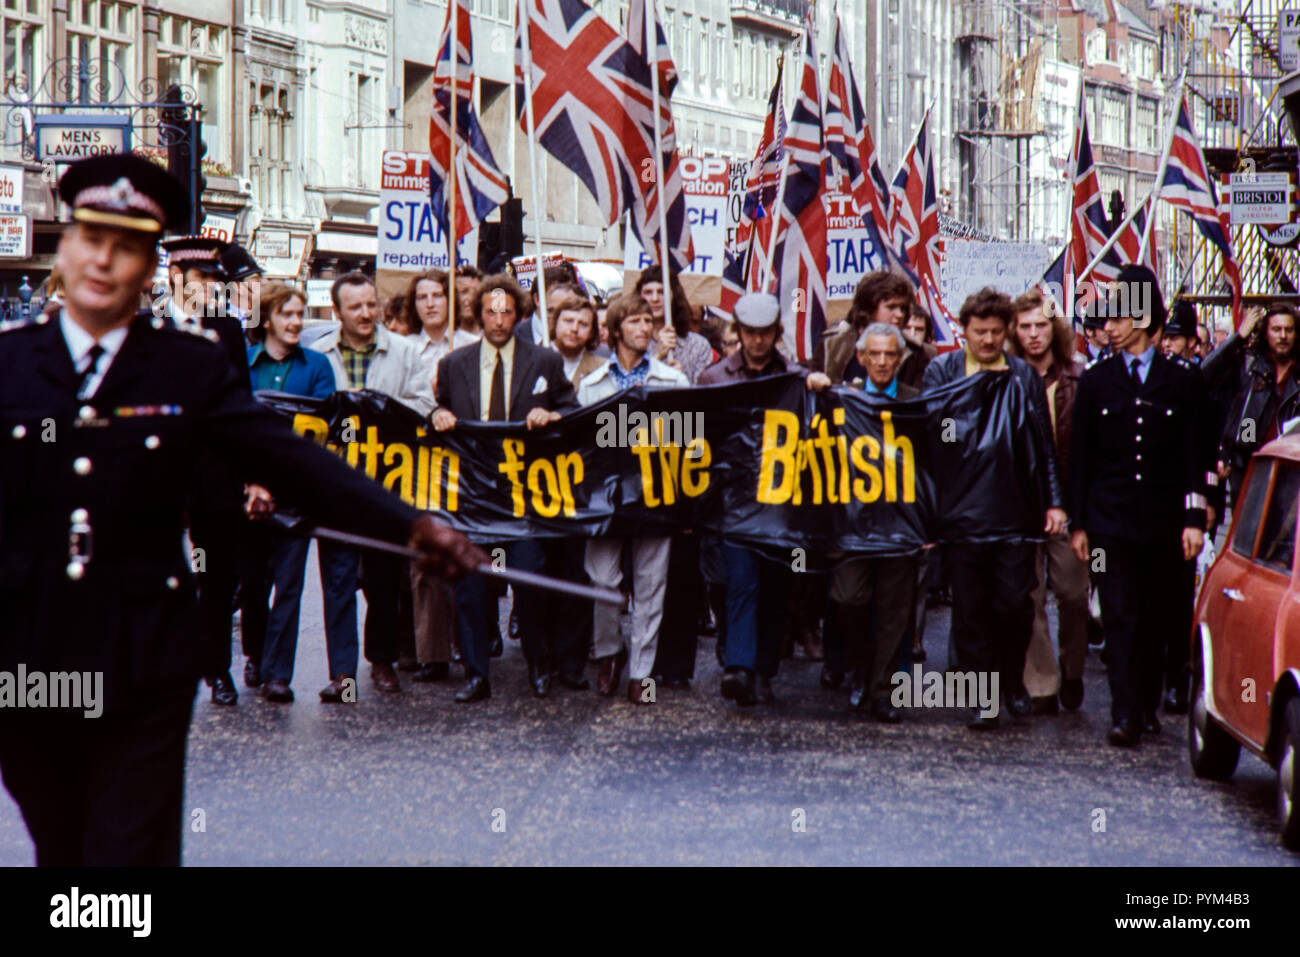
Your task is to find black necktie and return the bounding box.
[488,351,506,421]
[1129,358,1142,387]
[76,343,105,398]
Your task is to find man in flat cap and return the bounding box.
[1069,265,1216,746]
[699,292,831,706]
[0,152,485,865]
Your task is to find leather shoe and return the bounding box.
[261,679,293,703]
[848,674,868,712]
[396,655,420,672]
[627,677,652,703]
[208,672,238,706]
[664,676,690,690]
[1164,685,1189,714]
[412,662,450,683]
[820,665,845,690]
[319,675,355,703]
[720,666,756,706]
[870,698,902,723]
[754,674,774,704]
[243,659,262,688]
[557,670,590,690]
[1006,690,1032,718]
[1108,720,1140,747]
[801,627,824,661]
[371,663,401,693]
[1142,711,1162,734]
[1031,694,1059,716]
[508,610,520,640]
[1059,676,1084,711]
[967,710,999,730]
[596,650,626,696]
[454,676,491,703]
[489,633,504,657]
[528,662,551,698]
[911,645,927,662]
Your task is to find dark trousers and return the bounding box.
[832,554,919,701]
[454,540,546,681]
[945,541,1036,698]
[318,540,400,675]
[1091,534,1196,725]
[721,542,791,678]
[0,686,195,866]
[544,538,592,678]
[190,509,243,676]
[655,534,702,680]
[238,519,274,667]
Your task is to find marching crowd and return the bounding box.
[160,235,1300,748]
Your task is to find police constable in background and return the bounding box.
[1069,265,1216,747]
[0,153,486,866]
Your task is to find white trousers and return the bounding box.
[584,536,671,680]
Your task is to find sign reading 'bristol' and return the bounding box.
[34,114,131,164]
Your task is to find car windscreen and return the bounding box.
[1231,459,1273,559]
[1258,463,1300,573]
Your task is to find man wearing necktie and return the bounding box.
[433,275,579,702]
[1069,265,1217,748]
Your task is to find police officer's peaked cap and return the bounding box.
[1166,299,1199,339]
[160,235,226,275]
[1108,264,1167,332]
[58,152,190,235]
[734,292,780,329]
[220,242,262,281]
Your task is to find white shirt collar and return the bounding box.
[60,310,129,370]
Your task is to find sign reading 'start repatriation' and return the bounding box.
[378,149,476,271]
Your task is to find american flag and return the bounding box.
[515,0,686,267]
[720,60,785,313]
[769,20,827,362]
[428,0,508,242]
[625,0,693,270]
[1156,95,1244,328]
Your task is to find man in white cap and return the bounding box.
[699,292,831,706]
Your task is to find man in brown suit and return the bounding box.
[1008,289,1087,713]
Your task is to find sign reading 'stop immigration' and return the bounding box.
[378,150,476,272]
[624,156,729,276]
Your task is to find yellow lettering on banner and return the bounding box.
[757,410,799,505]
[415,444,430,509]
[850,435,882,503]
[383,442,414,502]
[499,439,527,517]
[529,458,562,518]
[833,408,850,504]
[630,427,660,508]
[293,413,330,445]
[882,411,915,503]
[344,417,361,468]
[556,452,583,517]
[427,448,460,512]
[656,434,681,506]
[811,415,837,504]
[681,438,710,496]
[359,426,383,478]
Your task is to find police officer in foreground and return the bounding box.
[1068,265,1215,747]
[0,153,486,866]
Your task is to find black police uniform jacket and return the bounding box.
[1069,350,1215,544]
[0,311,421,714]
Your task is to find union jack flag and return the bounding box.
[888,106,941,287]
[1156,95,1244,328]
[769,20,827,362]
[428,0,508,242]
[515,0,689,267]
[625,0,693,270]
[720,60,785,312]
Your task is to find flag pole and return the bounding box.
[1136,64,1187,267]
[1077,189,1152,283]
[447,0,460,339]
[647,0,673,342]
[762,38,799,294]
[518,0,550,345]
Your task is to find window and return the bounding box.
[1098,89,1126,147]
[1258,465,1300,572]
[65,0,133,104]
[158,16,229,166]
[1133,40,1154,81]
[732,38,741,97]
[1231,461,1273,558]
[714,24,725,95]
[679,15,691,83]
[698,20,708,84]
[1136,98,1157,151]
[2,0,43,118]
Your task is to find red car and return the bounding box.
[1191,433,1300,850]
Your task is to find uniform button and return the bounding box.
[73,456,92,475]
[1166,409,1172,416]
[1136,474,1142,481]
[10,424,25,439]
[78,405,96,420]
[66,562,84,580]
[144,434,160,449]
[165,576,179,590]
[70,508,88,523]
[1136,454,1142,461]
[1135,435,1142,443]
[1136,417,1143,424]
[151,317,166,329]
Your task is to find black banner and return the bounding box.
[258,371,1050,555]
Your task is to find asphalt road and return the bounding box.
[0,546,1295,866]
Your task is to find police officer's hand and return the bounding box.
[525,407,561,430]
[1070,529,1089,564]
[805,372,832,392]
[244,483,275,518]
[432,408,457,431]
[1182,526,1204,562]
[408,514,489,581]
[1044,507,1067,536]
